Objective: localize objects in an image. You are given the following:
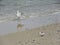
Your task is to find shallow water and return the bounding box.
[0,14,60,35]
[0,0,60,35]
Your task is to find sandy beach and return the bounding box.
[0,0,60,45]
[0,23,60,45]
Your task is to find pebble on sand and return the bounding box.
[39,32,45,37]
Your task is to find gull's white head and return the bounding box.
[16,10,21,17]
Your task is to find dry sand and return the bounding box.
[0,23,60,45]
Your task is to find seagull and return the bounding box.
[16,10,21,18]
[16,10,39,20]
[16,10,26,19]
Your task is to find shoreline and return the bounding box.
[0,23,60,45]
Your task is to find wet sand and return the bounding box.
[0,23,60,45]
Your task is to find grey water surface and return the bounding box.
[0,0,60,35]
